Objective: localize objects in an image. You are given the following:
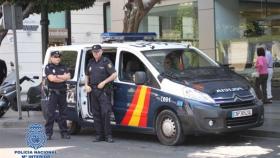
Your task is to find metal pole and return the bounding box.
[40,0,49,62]
[11,5,22,120]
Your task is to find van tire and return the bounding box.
[67,120,81,135]
[156,110,185,146]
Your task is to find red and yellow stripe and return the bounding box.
[121,86,151,127]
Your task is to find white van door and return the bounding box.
[77,47,118,122]
[77,48,94,121]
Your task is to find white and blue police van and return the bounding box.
[42,33,264,145]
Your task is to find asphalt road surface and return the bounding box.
[0,128,279,158]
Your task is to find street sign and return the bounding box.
[1,4,23,29]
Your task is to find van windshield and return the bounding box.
[143,48,219,77]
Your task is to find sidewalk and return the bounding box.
[0,110,44,128]
[0,101,279,138]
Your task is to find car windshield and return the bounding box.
[143,48,219,77]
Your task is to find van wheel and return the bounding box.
[156,110,185,146]
[67,120,81,135]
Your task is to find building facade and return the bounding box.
[0,0,279,91]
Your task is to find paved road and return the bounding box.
[0,128,279,158]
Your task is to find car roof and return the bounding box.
[46,41,190,53]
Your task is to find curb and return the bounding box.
[0,119,45,128]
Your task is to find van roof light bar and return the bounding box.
[101,32,157,42]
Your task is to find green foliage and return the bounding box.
[0,0,96,14]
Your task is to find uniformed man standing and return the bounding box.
[45,51,71,140]
[85,44,117,143]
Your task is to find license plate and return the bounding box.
[232,109,252,118]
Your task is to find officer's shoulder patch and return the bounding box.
[108,63,112,68]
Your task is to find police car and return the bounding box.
[42,33,264,145]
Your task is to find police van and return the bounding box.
[42,33,264,145]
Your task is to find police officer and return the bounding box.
[85,44,117,143]
[45,51,71,140]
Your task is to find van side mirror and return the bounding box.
[134,71,146,85]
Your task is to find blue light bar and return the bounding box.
[101,32,157,42]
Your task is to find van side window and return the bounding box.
[119,51,160,88]
[60,51,78,79]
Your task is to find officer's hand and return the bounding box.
[85,85,92,93]
[63,73,71,80]
[97,81,105,89]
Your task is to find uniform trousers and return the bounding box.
[45,91,68,136]
[90,88,112,138]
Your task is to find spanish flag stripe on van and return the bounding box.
[121,86,141,125]
[128,86,148,126]
[139,88,151,127]
[121,86,151,127]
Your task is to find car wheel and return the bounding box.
[156,109,185,146]
[67,120,81,135]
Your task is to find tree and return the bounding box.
[0,0,96,45]
[123,0,161,32]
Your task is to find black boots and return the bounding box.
[47,135,52,140]
[92,135,105,142]
[61,133,71,139]
[92,135,114,143]
[105,135,114,143]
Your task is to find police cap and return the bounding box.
[50,51,61,57]
[92,44,102,52]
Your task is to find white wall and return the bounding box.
[71,2,105,44]
[0,14,42,92]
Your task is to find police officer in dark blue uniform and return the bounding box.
[85,44,117,143]
[45,51,71,140]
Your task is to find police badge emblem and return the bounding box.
[26,123,47,150]
[108,63,112,68]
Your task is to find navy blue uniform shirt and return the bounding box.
[45,63,69,90]
[86,57,115,85]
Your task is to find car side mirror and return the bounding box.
[134,71,146,85]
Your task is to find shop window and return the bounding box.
[139,1,198,45]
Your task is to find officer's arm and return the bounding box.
[57,73,71,81]
[103,72,117,85]
[47,74,66,83]
[84,75,92,93]
[85,75,90,87]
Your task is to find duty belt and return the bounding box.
[89,84,99,90]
